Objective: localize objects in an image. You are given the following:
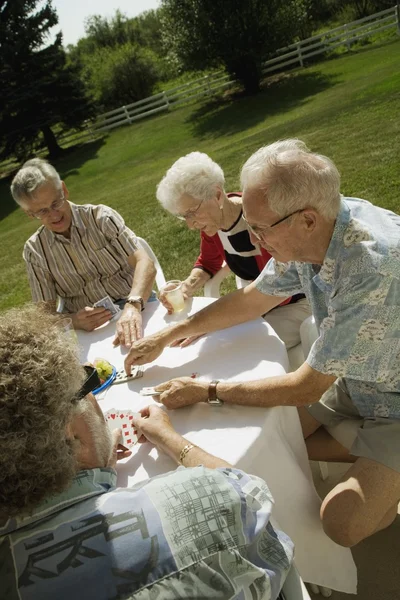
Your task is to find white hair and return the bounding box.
[240,139,341,220]
[11,158,62,204]
[156,152,225,213]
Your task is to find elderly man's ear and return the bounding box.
[302,210,318,232]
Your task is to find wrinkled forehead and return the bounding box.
[242,187,275,223]
[175,192,202,212]
[19,180,63,209]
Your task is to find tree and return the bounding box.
[160,0,312,94]
[0,0,95,160]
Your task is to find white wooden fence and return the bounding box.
[91,5,399,134]
[1,5,398,175]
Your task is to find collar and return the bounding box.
[47,202,85,246]
[0,467,116,535]
[314,197,350,291]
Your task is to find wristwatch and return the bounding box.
[207,380,224,405]
[126,295,144,312]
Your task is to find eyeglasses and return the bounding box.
[26,192,66,219]
[242,209,304,240]
[176,200,203,221]
[75,366,101,401]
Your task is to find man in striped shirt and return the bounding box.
[11,159,156,347]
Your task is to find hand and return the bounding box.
[72,306,112,331]
[124,333,167,374]
[132,405,175,446]
[155,377,208,409]
[113,304,143,348]
[107,429,132,468]
[159,283,189,315]
[169,334,204,348]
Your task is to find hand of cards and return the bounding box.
[104,409,140,448]
[93,295,120,319]
[113,365,144,385]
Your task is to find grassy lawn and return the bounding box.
[0,38,399,311]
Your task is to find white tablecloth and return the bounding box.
[77,297,357,594]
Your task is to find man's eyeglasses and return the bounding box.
[75,365,101,401]
[176,200,203,221]
[242,209,304,240]
[26,192,66,219]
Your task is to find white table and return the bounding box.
[77,297,357,595]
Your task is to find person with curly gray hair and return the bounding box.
[0,304,294,600]
[125,138,400,549]
[11,158,157,348]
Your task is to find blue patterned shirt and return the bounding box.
[255,197,400,419]
[0,466,293,600]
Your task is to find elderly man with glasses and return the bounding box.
[0,304,294,600]
[125,138,400,549]
[156,151,311,349]
[11,158,156,347]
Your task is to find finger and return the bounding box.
[154,380,172,392]
[112,334,120,347]
[179,336,198,347]
[135,319,143,341]
[169,338,184,347]
[84,306,110,316]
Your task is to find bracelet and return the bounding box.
[179,443,195,464]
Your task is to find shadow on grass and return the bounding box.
[186,70,341,139]
[0,137,106,222]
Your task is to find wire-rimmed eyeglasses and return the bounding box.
[26,192,66,219]
[242,209,304,240]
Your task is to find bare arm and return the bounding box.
[155,362,336,410]
[182,268,211,296]
[133,405,231,468]
[125,281,285,370]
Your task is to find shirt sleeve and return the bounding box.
[194,232,225,276]
[23,245,57,303]
[307,273,400,385]
[255,259,304,296]
[95,205,139,257]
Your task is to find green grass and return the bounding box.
[1,38,399,311]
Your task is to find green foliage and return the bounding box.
[66,9,171,111]
[160,0,314,94]
[0,0,95,160]
[82,43,160,110]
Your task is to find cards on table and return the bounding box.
[113,365,144,385]
[104,409,140,448]
[93,295,120,317]
[140,386,162,396]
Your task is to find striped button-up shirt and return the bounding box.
[23,202,139,313]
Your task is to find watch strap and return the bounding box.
[208,380,223,405]
[126,296,144,311]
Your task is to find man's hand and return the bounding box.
[133,405,175,446]
[72,306,112,331]
[159,283,189,314]
[155,377,208,409]
[113,304,143,348]
[124,333,168,374]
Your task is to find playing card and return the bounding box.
[112,365,144,385]
[93,295,119,316]
[104,409,140,448]
[140,386,161,396]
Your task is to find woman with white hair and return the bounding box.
[156,152,311,349]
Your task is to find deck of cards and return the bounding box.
[112,365,144,385]
[140,386,161,396]
[104,409,140,448]
[93,295,120,319]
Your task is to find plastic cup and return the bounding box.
[59,317,78,344]
[161,280,185,312]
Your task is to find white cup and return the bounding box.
[161,280,185,312]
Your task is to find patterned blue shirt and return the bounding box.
[0,466,293,600]
[255,197,400,419]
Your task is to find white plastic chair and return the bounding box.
[282,565,312,600]
[136,236,166,291]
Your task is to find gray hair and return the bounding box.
[11,158,62,204]
[156,152,225,213]
[240,139,341,220]
[0,304,85,517]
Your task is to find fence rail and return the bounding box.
[1,5,398,174]
[91,6,398,134]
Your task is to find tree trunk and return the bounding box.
[230,56,261,95]
[41,125,63,158]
